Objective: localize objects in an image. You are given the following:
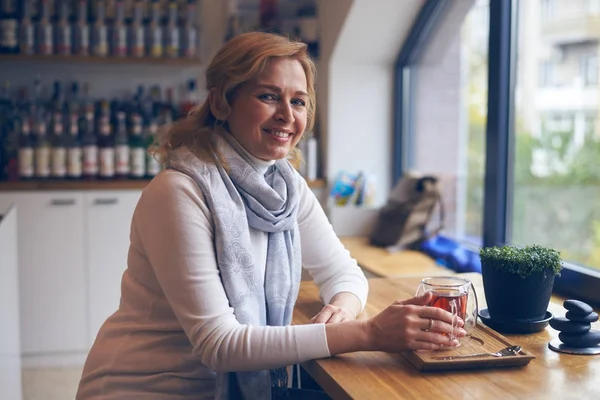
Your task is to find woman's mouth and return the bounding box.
[263,129,293,140]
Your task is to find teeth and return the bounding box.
[270,130,291,138]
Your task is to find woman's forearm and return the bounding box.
[324,319,372,356]
[328,291,363,318]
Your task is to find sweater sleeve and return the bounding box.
[132,170,330,373]
[297,177,369,310]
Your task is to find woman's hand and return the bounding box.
[365,291,466,352]
[311,292,362,324]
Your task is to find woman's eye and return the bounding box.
[292,99,306,107]
[258,93,278,101]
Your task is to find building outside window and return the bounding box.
[539,60,555,87]
[406,0,489,244]
[581,54,598,86]
[514,0,600,271]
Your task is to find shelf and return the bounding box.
[0,54,202,67]
[0,178,326,191]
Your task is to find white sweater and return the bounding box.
[76,154,369,399]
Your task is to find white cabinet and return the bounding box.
[12,192,87,355]
[0,189,142,365]
[0,204,23,400]
[86,190,141,345]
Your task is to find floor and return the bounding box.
[22,367,83,400]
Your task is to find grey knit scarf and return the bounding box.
[165,132,302,399]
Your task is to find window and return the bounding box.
[513,0,600,271]
[539,60,555,87]
[581,54,598,86]
[406,0,489,244]
[540,0,555,21]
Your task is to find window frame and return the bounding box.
[394,0,600,306]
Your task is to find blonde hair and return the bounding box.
[155,31,317,169]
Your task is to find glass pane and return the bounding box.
[513,0,600,270]
[410,0,489,243]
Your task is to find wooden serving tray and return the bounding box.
[401,323,535,371]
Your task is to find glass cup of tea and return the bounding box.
[415,276,478,344]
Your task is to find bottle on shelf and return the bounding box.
[36,0,54,55]
[164,0,179,58]
[146,0,163,58]
[180,78,199,116]
[54,0,72,55]
[181,0,198,59]
[225,0,239,42]
[129,113,145,179]
[66,109,82,179]
[18,0,35,55]
[18,117,34,180]
[34,117,51,180]
[0,0,20,54]
[0,80,18,180]
[81,110,98,179]
[111,0,127,57]
[50,110,67,179]
[73,0,90,56]
[128,0,145,57]
[97,100,115,179]
[114,110,130,178]
[91,0,108,57]
[145,117,161,178]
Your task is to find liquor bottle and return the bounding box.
[111,0,127,57]
[0,81,18,180]
[18,117,34,180]
[92,0,108,57]
[66,81,80,118]
[164,0,179,58]
[34,118,51,179]
[18,0,35,55]
[49,80,65,115]
[180,78,199,116]
[146,0,162,58]
[81,111,98,179]
[225,0,239,42]
[0,0,19,54]
[73,0,90,56]
[181,0,198,59]
[37,0,54,55]
[129,113,145,179]
[97,100,115,179]
[66,111,82,179]
[50,111,67,179]
[145,117,161,178]
[54,0,71,55]
[163,86,178,121]
[114,110,130,178]
[128,0,145,57]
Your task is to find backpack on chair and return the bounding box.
[369,173,444,250]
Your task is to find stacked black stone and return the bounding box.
[549,300,600,348]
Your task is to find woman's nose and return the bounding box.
[275,103,294,123]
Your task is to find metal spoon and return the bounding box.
[431,345,522,361]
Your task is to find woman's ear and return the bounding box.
[208,88,228,121]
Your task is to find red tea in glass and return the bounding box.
[428,288,468,321]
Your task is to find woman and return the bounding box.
[76,32,464,400]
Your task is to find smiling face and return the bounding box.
[224,57,309,161]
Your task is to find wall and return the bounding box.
[318,0,424,206]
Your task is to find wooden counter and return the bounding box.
[340,236,452,277]
[292,274,600,400]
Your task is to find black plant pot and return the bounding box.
[482,262,557,322]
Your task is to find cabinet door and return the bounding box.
[15,192,87,354]
[86,190,141,345]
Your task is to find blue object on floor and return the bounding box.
[420,235,482,273]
